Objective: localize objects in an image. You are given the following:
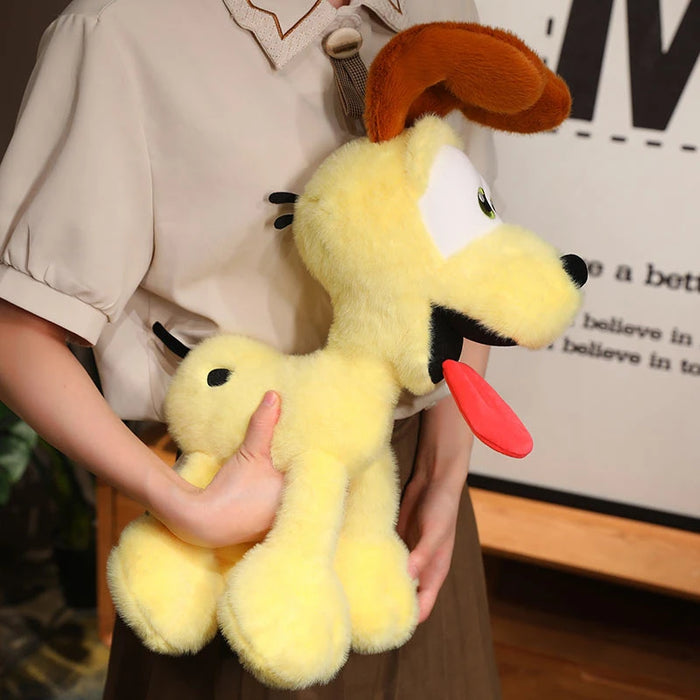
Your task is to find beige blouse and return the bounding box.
[0,0,487,420]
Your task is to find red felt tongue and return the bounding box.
[442,359,533,458]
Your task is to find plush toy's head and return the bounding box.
[289,24,587,458]
[293,24,586,404]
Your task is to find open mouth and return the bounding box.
[428,305,531,459]
[429,305,515,383]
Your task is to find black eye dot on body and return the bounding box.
[478,187,496,219]
[207,368,232,386]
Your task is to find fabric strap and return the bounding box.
[329,53,368,122]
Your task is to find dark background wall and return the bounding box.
[0,0,69,156]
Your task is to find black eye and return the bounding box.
[478,187,496,219]
[207,368,232,387]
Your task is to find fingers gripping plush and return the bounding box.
[107,23,586,689]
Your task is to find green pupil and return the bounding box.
[478,187,496,219]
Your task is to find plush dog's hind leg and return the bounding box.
[334,446,418,653]
[107,452,225,654]
[107,514,224,654]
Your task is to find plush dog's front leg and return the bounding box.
[334,446,418,652]
[107,452,225,654]
[218,451,351,689]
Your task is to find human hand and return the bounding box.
[397,341,487,622]
[165,391,284,547]
[397,472,461,623]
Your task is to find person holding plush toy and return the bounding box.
[0,0,502,698]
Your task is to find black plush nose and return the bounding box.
[560,254,588,288]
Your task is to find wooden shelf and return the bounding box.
[471,487,700,600]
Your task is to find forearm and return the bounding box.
[0,300,196,526]
[399,341,490,620]
[0,300,283,546]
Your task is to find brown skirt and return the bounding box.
[103,414,501,699]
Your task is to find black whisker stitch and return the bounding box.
[269,191,299,204]
[274,214,295,230]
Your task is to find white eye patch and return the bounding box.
[418,145,501,258]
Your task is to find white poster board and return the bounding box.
[471,0,700,523]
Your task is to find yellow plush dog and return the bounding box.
[107,24,587,689]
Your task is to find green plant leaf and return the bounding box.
[0,402,39,504]
[0,403,94,548]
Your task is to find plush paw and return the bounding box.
[107,515,224,654]
[218,544,351,689]
[335,533,418,653]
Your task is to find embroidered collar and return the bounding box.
[221,1,409,68]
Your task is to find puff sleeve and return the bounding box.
[0,12,153,344]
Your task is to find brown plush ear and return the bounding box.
[364,22,571,142]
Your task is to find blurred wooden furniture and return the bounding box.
[472,489,700,601]
[95,425,177,645]
[96,428,700,644]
